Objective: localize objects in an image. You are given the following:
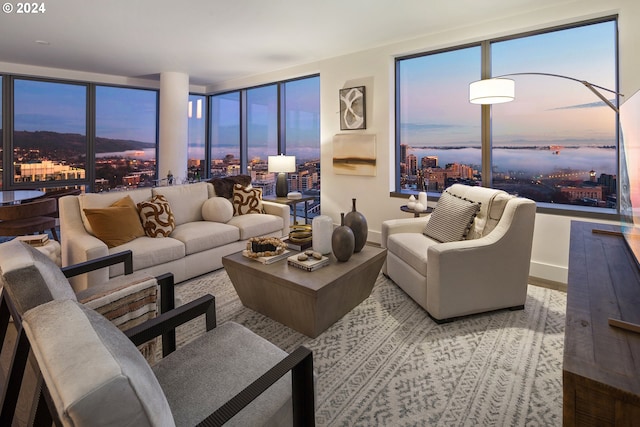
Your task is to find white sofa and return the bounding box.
[60,182,290,291]
[382,184,536,322]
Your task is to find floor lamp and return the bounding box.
[469,72,622,112]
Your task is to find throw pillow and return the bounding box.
[83,195,145,248]
[209,175,252,199]
[202,197,234,223]
[137,195,176,237]
[232,184,264,216]
[423,190,481,243]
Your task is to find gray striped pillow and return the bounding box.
[423,190,480,243]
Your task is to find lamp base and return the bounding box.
[276,173,288,198]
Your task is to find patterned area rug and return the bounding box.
[174,269,566,426]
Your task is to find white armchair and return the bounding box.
[382,184,536,322]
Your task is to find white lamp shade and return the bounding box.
[469,78,515,105]
[268,155,296,173]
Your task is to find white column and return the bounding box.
[159,71,189,183]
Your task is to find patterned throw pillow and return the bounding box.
[232,184,264,216]
[423,190,481,243]
[137,195,176,237]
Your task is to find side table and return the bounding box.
[263,195,316,224]
[400,205,433,218]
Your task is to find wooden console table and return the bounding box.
[564,220,640,425]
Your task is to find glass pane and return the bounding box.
[13,79,87,184]
[95,86,158,191]
[0,75,2,189]
[187,94,206,181]
[492,21,617,209]
[210,92,240,178]
[247,85,278,184]
[284,76,321,216]
[397,46,482,193]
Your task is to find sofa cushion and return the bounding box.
[153,321,291,427]
[153,182,209,226]
[107,237,185,278]
[423,190,480,243]
[0,240,76,315]
[23,300,175,427]
[138,195,176,238]
[202,197,234,223]
[170,222,240,255]
[83,195,145,248]
[226,214,284,240]
[232,184,264,216]
[387,233,440,276]
[78,188,152,235]
[209,175,252,199]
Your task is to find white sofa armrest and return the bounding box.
[425,198,536,319]
[381,216,430,248]
[59,194,110,291]
[262,200,291,237]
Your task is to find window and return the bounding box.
[13,79,87,185]
[187,94,206,181]
[205,75,320,216]
[95,86,158,190]
[491,21,617,208]
[397,47,481,192]
[210,91,241,178]
[396,18,618,212]
[247,84,278,188]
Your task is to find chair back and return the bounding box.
[445,184,514,240]
[0,198,56,221]
[23,299,176,427]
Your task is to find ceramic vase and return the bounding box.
[418,191,427,207]
[344,198,368,253]
[407,195,416,210]
[332,213,355,262]
[312,215,333,255]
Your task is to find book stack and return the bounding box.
[287,253,330,272]
[282,237,312,252]
[16,234,50,247]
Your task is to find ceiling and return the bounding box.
[0,0,572,87]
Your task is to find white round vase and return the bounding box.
[312,215,333,255]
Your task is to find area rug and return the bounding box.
[174,269,566,426]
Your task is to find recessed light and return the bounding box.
[35,40,50,45]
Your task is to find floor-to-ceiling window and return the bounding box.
[95,85,158,190]
[13,78,88,185]
[206,75,321,214]
[1,76,158,192]
[210,91,241,177]
[187,94,207,181]
[247,84,278,188]
[396,18,618,213]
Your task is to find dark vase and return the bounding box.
[332,213,355,262]
[344,198,368,253]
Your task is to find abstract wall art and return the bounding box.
[339,86,366,130]
[333,133,376,176]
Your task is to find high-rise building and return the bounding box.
[407,154,417,175]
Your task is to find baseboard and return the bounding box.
[529,276,567,293]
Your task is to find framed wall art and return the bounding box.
[333,133,376,176]
[339,86,366,130]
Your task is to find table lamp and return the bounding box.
[268,154,296,197]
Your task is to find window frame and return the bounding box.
[393,16,620,219]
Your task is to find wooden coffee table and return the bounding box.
[222,245,386,338]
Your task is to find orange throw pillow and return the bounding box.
[83,195,145,248]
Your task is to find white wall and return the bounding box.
[210,0,640,284]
